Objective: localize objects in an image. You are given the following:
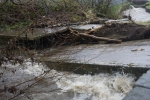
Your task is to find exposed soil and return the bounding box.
[92,23,150,42]
[17,23,150,49]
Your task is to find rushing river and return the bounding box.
[56,72,134,100]
[0,59,135,100]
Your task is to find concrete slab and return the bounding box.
[123,87,150,100]
[105,18,130,24]
[70,24,102,31]
[41,39,150,68]
[134,69,150,88]
[0,27,68,40]
[0,24,103,40]
[39,39,150,77]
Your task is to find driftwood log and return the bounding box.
[69,28,122,43]
[77,33,122,43]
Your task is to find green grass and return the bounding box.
[145,2,150,6]
[135,20,150,25]
[146,5,150,9]
[1,21,31,31]
[106,2,131,19]
[0,2,45,30]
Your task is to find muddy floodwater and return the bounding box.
[0,60,135,100]
[56,72,134,100]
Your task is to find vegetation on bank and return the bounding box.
[145,2,150,15]
[135,20,150,26]
[146,5,150,9]
[106,2,131,19]
[145,2,150,6]
[0,1,45,30]
[0,0,130,30]
[146,2,150,9]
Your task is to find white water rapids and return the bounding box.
[123,6,150,22]
[0,59,135,100]
[56,73,134,100]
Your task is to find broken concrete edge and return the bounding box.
[123,86,150,100]
[123,69,150,100]
[43,61,150,79]
[134,69,150,89]
[0,24,99,41]
[44,60,150,100]
[70,25,103,32]
[27,27,69,40]
[105,18,130,24]
[0,27,69,41]
[65,19,108,25]
[0,19,131,41]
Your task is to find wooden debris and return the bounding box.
[77,33,122,43]
[84,26,103,34]
[69,28,122,43]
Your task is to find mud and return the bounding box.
[93,23,150,42]
[16,23,150,49]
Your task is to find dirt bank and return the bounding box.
[92,23,150,42]
[17,23,150,49]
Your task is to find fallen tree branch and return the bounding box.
[69,28,122,43]
[78,33,122,43]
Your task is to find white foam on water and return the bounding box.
[0,60,135,100]
[56,73,135,100]
[123,7,150,22]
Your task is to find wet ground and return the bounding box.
[37,39,150,79]
[40,39,150,68]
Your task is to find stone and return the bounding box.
[123,87,150,100]
[135,69,150,88]
[132,0,148,5]
[70,24,102,31]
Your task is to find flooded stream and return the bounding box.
[123,5,150,22]
[56,72,134,100]
[0,60,135,100]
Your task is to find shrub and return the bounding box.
[0,1,45,29]
[146,5,150,13]
[146,5,150,9]
[146,2,150,6]
[47,0,80,12]
[106,2,130,19]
